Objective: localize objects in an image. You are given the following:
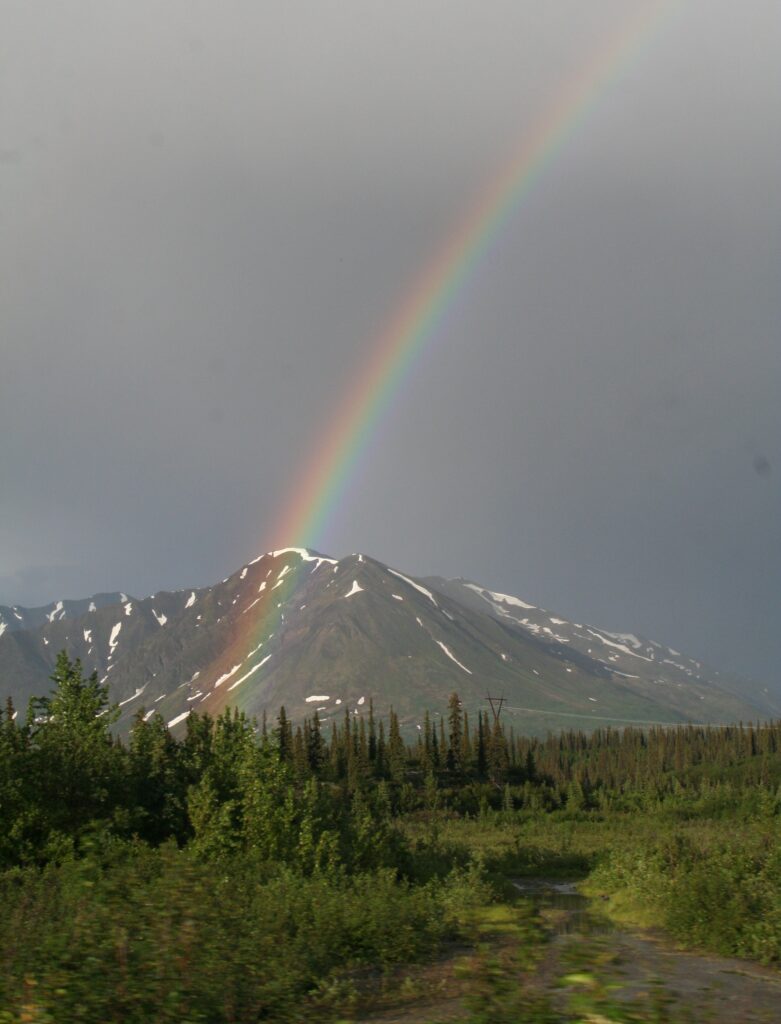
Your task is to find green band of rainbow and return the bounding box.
[211,0,683,717]
[266,0,682,553]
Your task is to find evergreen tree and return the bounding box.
[388,709,405,784]
[25,652,124,849]
[447,692,463,773]
[306,710,324,774]
[275,706,293,764]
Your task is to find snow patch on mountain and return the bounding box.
[152,609,167,626]
[344,580,364,598]
[603,631,643,649]
[227,655,272,692]
[47,601,65,623]
[388,569,438,606]
[270,548,338,568]
[108,622,122,654]
[435,640,472,675]
[118,685,146,708]
[465,583,535,610]
[586,629,653,662]
[213,664,243,689]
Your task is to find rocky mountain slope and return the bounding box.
[1,549,775,736]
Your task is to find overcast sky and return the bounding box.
[1,1,779,687]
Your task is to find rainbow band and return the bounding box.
[267,0,681,553]
[208,0,684,718]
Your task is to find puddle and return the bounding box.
[512,877,781,1023]
[512,877,614,936]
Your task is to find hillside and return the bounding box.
[1,549,775,735]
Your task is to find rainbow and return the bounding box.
[266,0,681,554]
[203,0,682,714]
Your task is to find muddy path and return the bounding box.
[357,880,781,1023]
[516,879,781,1023]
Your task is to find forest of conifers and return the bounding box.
[1,652,780,1022]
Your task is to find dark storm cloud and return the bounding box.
[1,1,779,688]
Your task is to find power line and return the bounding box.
[501,705,738,728]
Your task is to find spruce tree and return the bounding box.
[388,709,405,784]
[276,706,293,764]
[447,692,463,773]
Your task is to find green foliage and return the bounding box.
[0,844,460,1022]
[588,823,781,962]
[1,658,781,1018]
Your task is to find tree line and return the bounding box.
[2,652,779,870]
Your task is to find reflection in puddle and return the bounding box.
[512,878,614,936]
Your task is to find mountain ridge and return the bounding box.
[1,548,776,735]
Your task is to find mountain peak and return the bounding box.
[1,550,776,735]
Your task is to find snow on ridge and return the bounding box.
[185,592,197,609]
[464,583,536,610]
[240,567,248,579]
[152,609,167,626]
[124,602,133,616]
[168,710,191,729]
[88,601,96,612]
[47,600,65,623]
[435,640,472,675]
[270,547,338,568]
[387,568,438,606]
[344,580,364,598]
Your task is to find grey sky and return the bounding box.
[1,1,779,688]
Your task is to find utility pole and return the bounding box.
[485,694,505,722]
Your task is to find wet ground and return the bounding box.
[514,878,781,1023]
[358,880,781,1023]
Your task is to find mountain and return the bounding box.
[1,549,776,736]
